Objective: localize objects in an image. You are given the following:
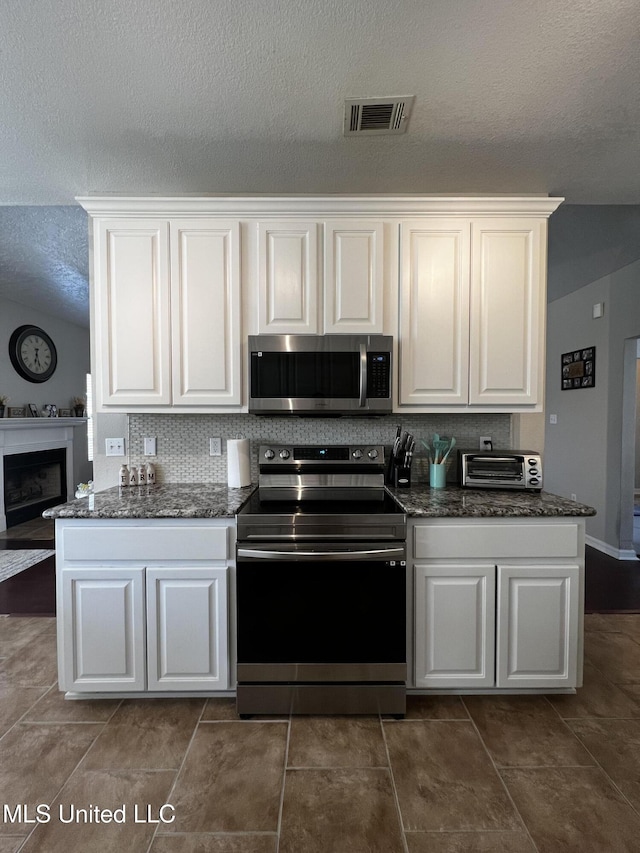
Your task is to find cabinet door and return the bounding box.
[324,220,384,333]
[415,563,495,687]
[258,221,318,333]
[170,220,241,405]
[469,218,544,406]
[60,568,145,692]
[399,221,470,405]
[95,219,171,406]
[146,566,228,690]
[496,564,580,688]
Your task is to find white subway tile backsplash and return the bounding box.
[128,414,511,484]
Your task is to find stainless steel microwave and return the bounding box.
[248,334,393,416]
[459,450,543,491]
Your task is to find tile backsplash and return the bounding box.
[128,413,511,484]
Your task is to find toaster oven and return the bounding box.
[459,450,542,491]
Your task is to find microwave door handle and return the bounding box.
[359,344,367,407]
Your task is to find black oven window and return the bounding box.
[251,352,360,398]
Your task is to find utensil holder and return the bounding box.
[429,463,446,489]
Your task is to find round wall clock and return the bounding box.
[8,325,58,383]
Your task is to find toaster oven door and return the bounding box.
[463,455,525,488]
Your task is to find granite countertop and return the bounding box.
[42,483,257,520]
[43,482,596,521]
[387,485,596,518]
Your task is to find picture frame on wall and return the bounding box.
[561,347,596,390]
[27,402,39,417]
[8,406,26,418]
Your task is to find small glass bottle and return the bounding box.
[119,464,129,488]
[128,465,138,487]
[146,462,156,485]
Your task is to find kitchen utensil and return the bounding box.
[441,436,456,463]
[433,436,450,464]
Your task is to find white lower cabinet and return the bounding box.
[411,519,584,692]
[415,564,495,688]
[57,520,233,694]
[146,566,228,691]
[496,563,580,688]
[62,568,146,692]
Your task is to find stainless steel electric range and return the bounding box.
[235,444,407,717]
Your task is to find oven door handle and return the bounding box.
[237,546,406,561]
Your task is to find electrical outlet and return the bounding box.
[143,436,157,456]
[105,437,125,457]
[479,436,493,450]
[571,493,577,502]
[209,437,222,456]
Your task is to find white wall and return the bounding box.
[0,295,92,484]
[545,258,640,555]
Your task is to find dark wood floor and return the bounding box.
[0,517,56,616]
[584,544,640,612]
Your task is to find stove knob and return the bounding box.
[264,448,275,460]
[368,448,379,459]
[279,449,290,460]
[352,449,363,460]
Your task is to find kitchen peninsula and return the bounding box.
[45,483,595,701]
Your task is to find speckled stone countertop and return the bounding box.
[387,485,596,518]
[42,483,257,520]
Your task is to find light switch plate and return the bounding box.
[105,437,125,456]
[143,436,157,456]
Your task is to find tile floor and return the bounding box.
[1,615,640,851]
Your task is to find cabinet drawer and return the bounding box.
[61,524,229,562]
[413,522,579,560]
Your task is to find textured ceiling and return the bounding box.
[1,0,640,325]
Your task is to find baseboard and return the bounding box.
[586,534,639,561]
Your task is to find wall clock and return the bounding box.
[8,325,58,383]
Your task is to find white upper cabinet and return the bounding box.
[399,211,551,411]
[96,219,172,407]
[324,220,384,334]
[170,220,241,405]
[92,215,241,411]
[469,218,544,406]
[399,220,470,405]
[256,218,384,335]
[258,221,319,333]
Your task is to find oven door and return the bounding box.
[236,542,406,682]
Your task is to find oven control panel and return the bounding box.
[259,444,385,466]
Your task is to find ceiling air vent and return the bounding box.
[344,96,415,136]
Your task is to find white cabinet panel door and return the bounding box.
[496,564,580,688]
[61,569,145,692]
[469,218,544,405]
[324,220,384,333]
[170,220,241,405]
[146,567,228,691]
[415,563,495,687]
[400,221,470,405]
[258,221,318,333]
[96,219,171,406]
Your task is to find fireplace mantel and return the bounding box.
[0,420,85,531]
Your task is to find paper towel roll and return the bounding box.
[227,438,251,488]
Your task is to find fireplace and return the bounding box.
[3,448,67,528]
